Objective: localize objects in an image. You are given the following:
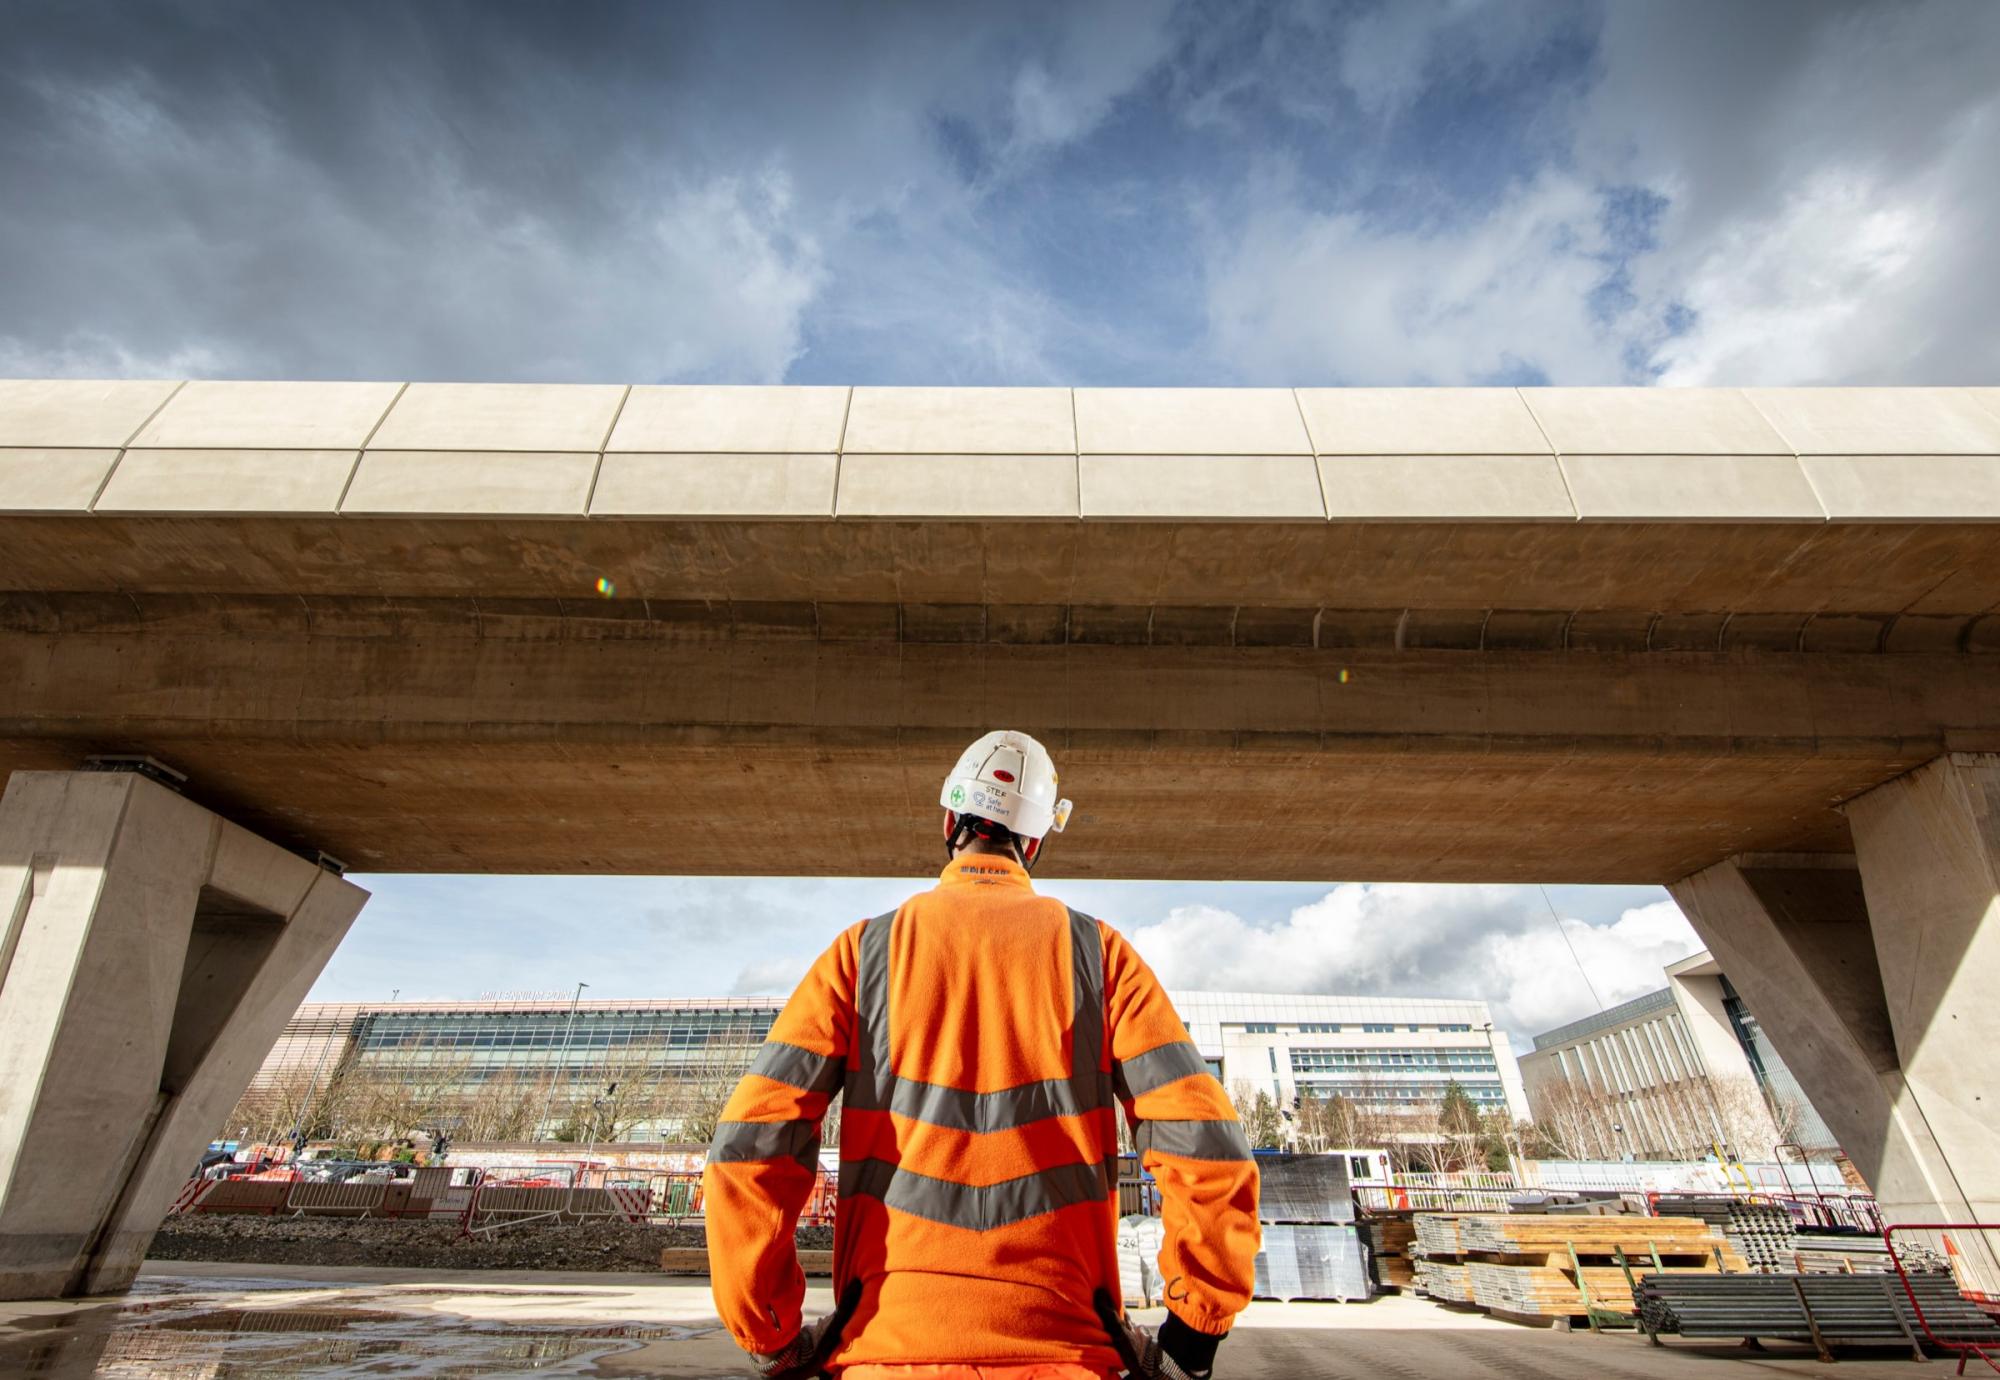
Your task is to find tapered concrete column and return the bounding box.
[0,770,367,1299]
[1845,754,2000,1225]
[1666,853,1960,1221]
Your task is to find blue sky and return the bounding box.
[8,0,1999,1047]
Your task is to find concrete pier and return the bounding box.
[1669,754,2000,1237]
[0,771,366,1300]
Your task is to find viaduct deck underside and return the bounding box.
[3,592,1992,880]
[5,377,1999,882]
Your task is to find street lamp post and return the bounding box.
[535,982,589,1140]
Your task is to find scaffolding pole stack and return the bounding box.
[1634,1273,2000,1360]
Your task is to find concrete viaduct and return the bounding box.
[2,378,1998,1298]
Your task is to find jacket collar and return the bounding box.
[938,852,1035,890]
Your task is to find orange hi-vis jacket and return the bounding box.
[702,854,1261,1371]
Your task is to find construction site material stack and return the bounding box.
[1649,1194,1793,1271]
[1412,1214,1471,1304]
[1249,1154,1372,1303]
[1411,1214,1744,1323]
[1460,1216,1743,1322]
[1358,1216,1417,1292]
[1635,1272,1999,1357]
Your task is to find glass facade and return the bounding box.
[249,1000,785,1141]
[1289,1046,1508,1108]
[1718,977,1840,1152]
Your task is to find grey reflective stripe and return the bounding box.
[849,909,895,1107]
[1135,1119,1255,1162]
[708,1119,822,1168]
[843,904,1115,1133]
[1066,907,1106,1085]
[838,1156,1113,1230]
[749,1040,843,1094]
[855,1072,1108,1131]
[1113,1041,1211,1102]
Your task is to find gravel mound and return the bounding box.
[148,1214,833,1272]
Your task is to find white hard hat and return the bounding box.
[939,729,1074,841]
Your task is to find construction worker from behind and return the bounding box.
[702,730,1261,1380]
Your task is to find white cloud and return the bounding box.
[1202,168,1624,383]
[1122,885,1700,1047]
[732,954,813,997]
[1592,0,2000,384]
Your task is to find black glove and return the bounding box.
[750,1280,863,1380]
[1093,1288,1221,1379]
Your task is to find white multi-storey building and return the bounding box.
[1169,992,1531,1123]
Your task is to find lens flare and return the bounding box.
[595,576,616,598]
[1338,668,1350,684]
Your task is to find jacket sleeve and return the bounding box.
[1102,924,1261,1338]
[702,922,860,1355]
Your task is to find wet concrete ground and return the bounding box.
[0,1262,1972,1378]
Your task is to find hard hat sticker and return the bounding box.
[948,785,966,807]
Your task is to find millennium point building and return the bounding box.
[1518,952,1839,1164]
[247,990,1530,1142]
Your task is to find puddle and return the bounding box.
[0,1294,727,1378]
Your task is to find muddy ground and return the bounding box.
[147,1214,834,1271]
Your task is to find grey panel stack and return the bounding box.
[1254,1226,1373,1302]
[1255,1154,1354,1224]
[1249,1155,1371,1302]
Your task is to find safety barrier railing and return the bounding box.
[1769,1190,1882,1234]
[1355,1184,1521,1212]
[460,1178,654,1237]
[1883,1222,2000,1374]
[282,1180,390,1217]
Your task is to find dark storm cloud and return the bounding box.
[0,0,1167,382]
[3,0,1998,385]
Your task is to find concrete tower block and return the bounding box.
[0,771,367,1299]
[1844,753,2000,1224]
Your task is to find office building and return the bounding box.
[244,989,1530,1143]
[1518,952,1839,1162]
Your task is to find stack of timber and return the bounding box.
[1454,1214,1743,1266]
[1249,1155,1371,1302]
[1359,1216,1417,1291]
[1416,1214,1742,1322]
[1636,1273,2000,1353]
[1412,1213,1465,1259]
[1417,1260,1474,1303]
[1411,1215,1471,1304]
[1651,1195,1794,1271]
